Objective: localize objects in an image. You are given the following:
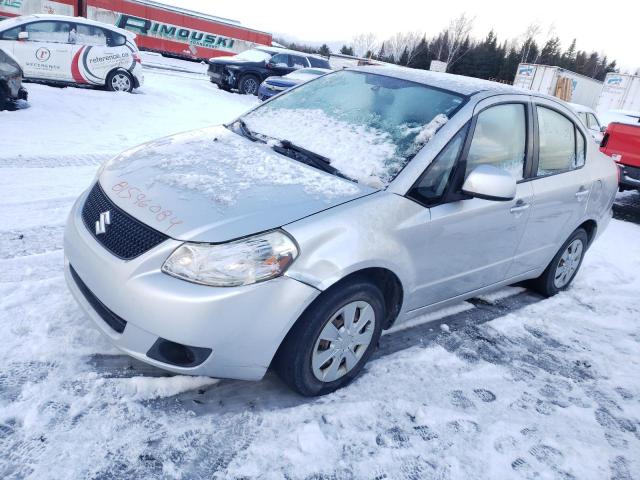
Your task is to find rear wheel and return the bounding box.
[274,279,384,396]
[106,70,134,93]
[529,228,588,297]
[238,74,260,95]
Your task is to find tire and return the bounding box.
[0,84,11,111]
[529,228,589,297]
[238,74,260,95]
[274,279,384,396]
[106,70,134,93]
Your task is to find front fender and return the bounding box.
[283,192,427,312]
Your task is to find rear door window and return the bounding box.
[290,55,308,68]
[536,107,584,175]
[308,57,329,68]
[466,103,527,180]
[75,24,107,46]
[25,21,72,43]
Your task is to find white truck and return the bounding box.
[513,63,603,109]
[596,73,640,113]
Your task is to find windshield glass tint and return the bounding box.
[235,49,272,62]
[243,71,464,188]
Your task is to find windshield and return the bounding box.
[234,49,272,62]
[243,70,465,188]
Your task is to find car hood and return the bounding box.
[264,76,298,87]
[99,126,374,243]
[210,57,262,66]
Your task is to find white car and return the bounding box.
[569,103,605,143]
[0,14,143,92]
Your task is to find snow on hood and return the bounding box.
[99,126,372,242]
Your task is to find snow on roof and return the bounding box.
[2,14,135,39]
[255,45,328,62]
[350,64,526,96]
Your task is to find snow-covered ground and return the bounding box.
[1,65,640,480]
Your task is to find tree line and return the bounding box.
[275,15,621,83]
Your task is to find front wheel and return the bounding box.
[238,74,260,95]
[106,70,134,93]
[530,228,588,297]
[274,279,384,396]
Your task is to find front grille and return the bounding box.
[81,183,168,260]
[69,265,127,334]
[208,63,223,75]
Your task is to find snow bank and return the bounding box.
[0,69,257,162]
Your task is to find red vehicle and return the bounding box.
[600,122,640,190]
[0,0,272,60]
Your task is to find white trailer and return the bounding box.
[596,73,640,113]
[513,63,603,109]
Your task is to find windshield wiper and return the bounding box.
[272,140,356,182]
[230,119,260,142]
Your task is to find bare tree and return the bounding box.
[520,22,542,62]
[384,31,424,65]
[442,13,475,69]
[351,32,380,58]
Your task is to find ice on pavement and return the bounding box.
[1,62,639,480]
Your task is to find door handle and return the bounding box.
[510,201,530,215]
[575,188,590,201]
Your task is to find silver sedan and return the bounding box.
[64,67,618,396]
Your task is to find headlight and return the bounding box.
[162,230,298,287]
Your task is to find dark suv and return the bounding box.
[0,47,27,111]
[208,47,331,95]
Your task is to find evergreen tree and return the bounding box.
[539,37,562,66]
[340,45,354,56]
[561,38,577,70]
[318,44,331,57]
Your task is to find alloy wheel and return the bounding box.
[111,73,131,92]
[242,78,258,95]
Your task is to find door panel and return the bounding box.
[509,101,591,275]
[410,181,533,308]
[510,169,589,274]
[15,21,73,81]
[406,97,534,310]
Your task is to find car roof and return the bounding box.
[0,14,135,39]
[349,64,531,97]
[568,103,596,114]
[255,46,328,62]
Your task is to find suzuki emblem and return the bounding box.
[95,211,111,235]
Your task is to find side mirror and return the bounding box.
[18,31,28,41]
[266,61,274,69]
[462,164,517,201]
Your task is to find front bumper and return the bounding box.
[64,189,320,380]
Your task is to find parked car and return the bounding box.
[65,67,618,396]
[0,14,143,92]
[600,122,640,191]
[208,46,331,95]
[0,47,27,110]
[569,103,605,143]
[258,67,331,100]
